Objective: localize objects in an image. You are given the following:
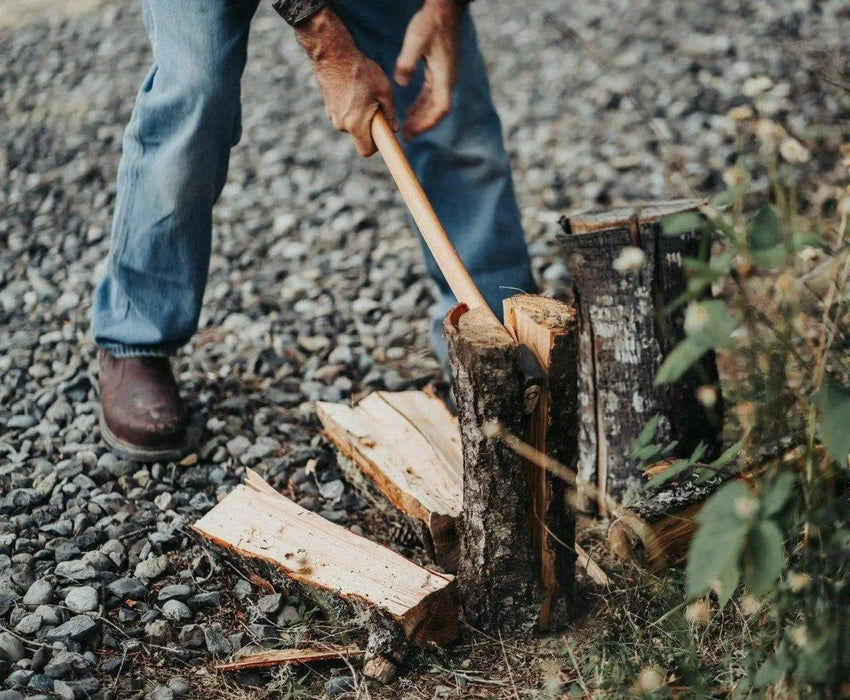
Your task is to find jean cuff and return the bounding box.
[96,342,180,359]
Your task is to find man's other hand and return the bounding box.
[296,8,398,157]
[395,0,462,141]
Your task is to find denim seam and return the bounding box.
[97,343,177,359]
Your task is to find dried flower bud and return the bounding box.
[741,594,762,616]
[736,401,757,431]
[779,137,811,164]
[612,246,647,274]
[754,119,786,148]
[734,495,758,519]
[684,303,710,335]
[788,571,812,593]
[774,273,797,304]
[790,625,809,648]
[696,385,718,408]
[685,599,711,626]
[722,166,748,187]
[635,667,665,693]
[735,253,753,277]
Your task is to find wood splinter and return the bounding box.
[214,645,364,672]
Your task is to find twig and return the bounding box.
[498,630,521,700]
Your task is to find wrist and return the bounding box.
[295,7,356,64]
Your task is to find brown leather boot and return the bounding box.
[98,349,189,462]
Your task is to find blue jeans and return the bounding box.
[91,0,537,361]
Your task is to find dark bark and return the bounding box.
[445,304,542,632]
[559,201,723,508]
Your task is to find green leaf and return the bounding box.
[629,414,663,457]
[655,336,710,385]
[648,458,692,488]
[749,243,787,268]
[716,564,740,610]
[813,377,850,467]
[754,650,792,688]
[712,185,748,209]
[790,231,829,251]
[685,481,754,598]
[663,212,709,236]
[761,472,796,517]
[748,205,780,250]
[743,520,786,595]
[708,438,744,471]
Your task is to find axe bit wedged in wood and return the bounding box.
[516,344,545,414]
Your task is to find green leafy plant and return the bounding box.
[645,120,850,694]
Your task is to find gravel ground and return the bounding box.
[1,0,848,697]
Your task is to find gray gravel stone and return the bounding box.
[64,586,98,613]
[45,615,98,642]
[0,633,26,664]
[134,555,168,582]
[203,625,232,656]
[107,578,147,601]
[22,579,54,607]
[157,584,193,602]
[54,561,97,582]
[161,599,192,621]
[14,612,43,635]
[256,593,282,615]
[177,624,205,648]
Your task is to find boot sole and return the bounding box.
[99,411,190,464]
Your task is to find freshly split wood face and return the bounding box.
[191,470,457,648]
[316,391,462,570]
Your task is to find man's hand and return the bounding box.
[296,8,398,157]
[395,0,463,141]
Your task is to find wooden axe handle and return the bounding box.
[371,111,498,324]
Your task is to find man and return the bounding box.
[92,0,537,462]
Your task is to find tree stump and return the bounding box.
[559,200,723,512]
[445,299,578,632]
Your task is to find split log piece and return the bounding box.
[214,644,364,672]
[503,295,580,630]
[445,304,543,632]
[316,391,462,571]
[191,470,458,678]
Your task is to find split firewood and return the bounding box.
[315,391,462,571]
[191,470,458,680]
[559,200,723,511]
[214,644,364,672]
[503,294,580,631]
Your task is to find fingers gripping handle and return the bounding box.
[370,111,497,322]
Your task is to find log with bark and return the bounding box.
[559,200,723,512]
[606,458,733,567]
[445,299,579,632]
[191,470,458,681]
